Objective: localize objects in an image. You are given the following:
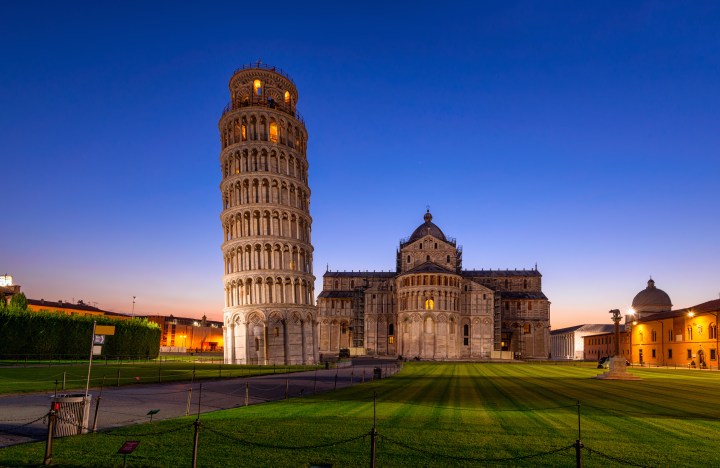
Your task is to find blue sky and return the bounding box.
[2,1,718,327]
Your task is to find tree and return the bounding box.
[9,292,28,311]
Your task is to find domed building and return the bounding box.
[631,278,672,318]
[317,210,551,360]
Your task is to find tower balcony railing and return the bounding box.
[231,62,297,86]
[221,97,305,126]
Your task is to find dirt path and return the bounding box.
[0,359,400,448]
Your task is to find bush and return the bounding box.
[0,308,161,359]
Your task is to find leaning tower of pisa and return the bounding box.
[219,64,317,365]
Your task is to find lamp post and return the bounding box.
[131,296,136,319]
[627,308,636,365]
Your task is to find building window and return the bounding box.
[651,330,657,342]
[523,279,527,289]
[504,279,509,289]
[463,324,469,346]
[447,255,450,263]
[711,349,717,361]
[710,323,717,340]
[483,294,487,300]
[687,326,693,340]
[407,255,411,263]
[651,349,656,358]
[388,336,394,344]
[350,280,354,288]
[419,243,422,250]
[435,243,438,249]
[269,122,278,143]
[523,324,531,334]
[274,327,279,337]
[424,298,435,310]
[241,123,247,141]
[668,330,673,341]
[505,302,509,311]
[388,324,394,336]
[253,80,262,95]
[426,255,430,261]
[528,302,533,311]
[687,349,692,359]
[284,91,290,104]
[334,281,338,289]
[255,338,260,351]
[668,349,673,359]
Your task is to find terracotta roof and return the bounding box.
[550,324,614,335]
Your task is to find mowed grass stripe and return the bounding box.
[2,362,719,467]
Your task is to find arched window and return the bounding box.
[284,91,290,104]
[253,80,262,96]
[504,279,509,289]
[269,122,278,143]
[426,255,430,261]
[523,324,531,334]
[419,243,422,250]
[241,123,247,141]
[424,298,434,310]
[446,255,450,263]
[407,255,411,263]
[388,324,394,335]
[350,280,355,288]
[334,280,339,289]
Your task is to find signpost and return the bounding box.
[118,440,140,467]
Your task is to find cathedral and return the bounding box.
[317,211,551,360]
[218,63,549,364]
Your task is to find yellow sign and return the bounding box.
[95,325,116,336]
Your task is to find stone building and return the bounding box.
[550,324,614,360]
[318,211,550,360]
[219,64,317,365]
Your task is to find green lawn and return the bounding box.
[1,362,718,467]
[0,361,319,394]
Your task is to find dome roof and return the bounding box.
[631,279,672,311]
[408,210,446,242]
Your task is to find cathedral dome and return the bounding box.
[408,210,446,242]
[631,279,672,312]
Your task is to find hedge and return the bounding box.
[0,306,161,359]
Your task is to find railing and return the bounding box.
[230,62,297,86]
[220,98,305,126]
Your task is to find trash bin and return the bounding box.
[373,367,382,380]
[51,393,92,436]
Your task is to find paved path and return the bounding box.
[0,359,400,448]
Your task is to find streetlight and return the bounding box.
[180,334,187,349]
[131,296,136,318]
[627,308,636,365]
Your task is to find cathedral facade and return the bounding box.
[318,211,550,360]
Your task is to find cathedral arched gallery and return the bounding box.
[219,64,549,364]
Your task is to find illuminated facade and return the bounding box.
[219,64,317,365]
[317,211,550,360]
[582,280,719,369]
